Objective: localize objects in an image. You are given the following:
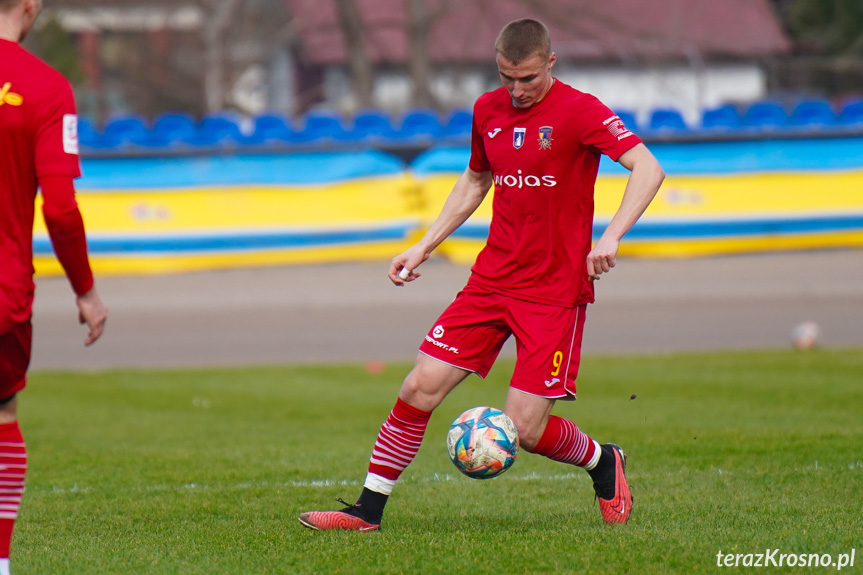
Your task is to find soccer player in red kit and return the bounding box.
[1,0,108,570]
[299,18,664,531]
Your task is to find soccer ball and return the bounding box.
[446,406,519,479]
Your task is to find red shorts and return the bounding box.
[0,320,31,398]
[418,284,587,400]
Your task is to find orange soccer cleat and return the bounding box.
[298,499,381,532]
[592,444,633,524]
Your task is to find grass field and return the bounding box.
[16,349,863,574]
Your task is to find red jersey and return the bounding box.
[467,79,641,307]
[1,39,84,329]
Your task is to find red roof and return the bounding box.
[284,0,790,65]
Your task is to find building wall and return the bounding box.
[556,63,766,126]
[318,62,766,123]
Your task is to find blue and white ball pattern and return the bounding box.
[446,406,519,479]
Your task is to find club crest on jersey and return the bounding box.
[513,127,526,149]
[538,126,553,150]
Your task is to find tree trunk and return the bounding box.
[407,0,437,109]
[333,0,373,109]
[203,0,240,113]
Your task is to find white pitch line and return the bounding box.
[29,461,863,495]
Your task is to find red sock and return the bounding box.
[0,422,26,559]
[365,398,431,494]
[531,415,597,467]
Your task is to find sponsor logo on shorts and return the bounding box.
[424,335,459,354]
[426,324,458,354]
[544,377,560,387]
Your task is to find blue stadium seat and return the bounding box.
[396,108,444,142]
[743,101,789,129]
[295,110,351,143]
[701,105,743,130]
[441,109,471,140]
[76,117,122,150]
[103,114,149,147]
[246,113,297,144]
[648,108,688,132]
[839,98,863,126]
[350,110,398,141]
[790,99,838,127]
[614,110,639,133]
[147,112,197,146]
[182,113,244,147]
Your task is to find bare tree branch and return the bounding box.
[334,0,373,108]
[202,0,241,112]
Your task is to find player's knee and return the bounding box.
[398,369,423,400]
[399,355,469,412]
[398,364,443,411]
[509,415,543,452]
[0,394,18,424]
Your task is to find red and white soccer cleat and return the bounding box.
[298,499,381,532]
[593,443,633,524]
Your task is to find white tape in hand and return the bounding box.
[399,268,412,280]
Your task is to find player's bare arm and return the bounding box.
[40,175,107,344]
[587,143,665,280]
[389,168,492,285]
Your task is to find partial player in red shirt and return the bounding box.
[299,18,664,531]
[0,1,108,570]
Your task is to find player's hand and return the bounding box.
[586,236,620,281]
[76,287,108,346]
[389,246,428,286]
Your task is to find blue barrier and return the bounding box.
[411,136,863,176]
[447,214,863,242]
[34,224,415,255]
[77,150,407,190]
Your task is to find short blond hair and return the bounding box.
[494,18,551,64]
